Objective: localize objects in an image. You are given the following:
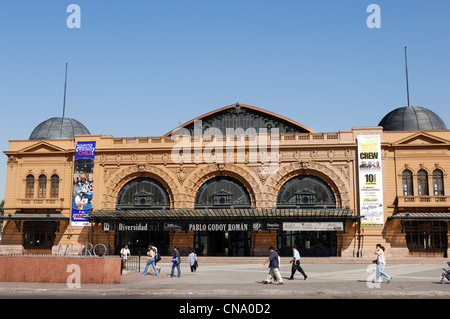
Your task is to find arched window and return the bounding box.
[38,174,47,198]
[432,169,445,196]
[277,175,336,208]
[417,169,429,196]
[402,170,414,196]
[50,174,60,198]
[195,176,251,208]
[116,177,170,210]
[26,175,35,198]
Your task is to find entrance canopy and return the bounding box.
[0,213,69,222]
[88,208,358,224]
[388,212,450,221]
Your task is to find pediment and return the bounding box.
[18,141,68,154]
[165,102,316,136]
[393,132,450,146]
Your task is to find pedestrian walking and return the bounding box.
[272,249,281,282]
[374,244,392,283]
[169,246,181,278]
[188,250,198,272]
[120,244,131,270]
[151,243,161,273]
[263,246,283,285]
[142,244,158,276]
[289,246,307,280]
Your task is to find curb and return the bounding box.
[1,286,449,298]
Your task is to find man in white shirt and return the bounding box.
[289,246,307,280]
[120,244,131,269]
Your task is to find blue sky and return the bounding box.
[0,0,449,199]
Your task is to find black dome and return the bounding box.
[29,117,91,140]
[378,106,447,131]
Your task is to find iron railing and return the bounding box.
[120,254,141,273]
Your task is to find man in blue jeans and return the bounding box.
[169,246,181,278]
[374,244,392,283]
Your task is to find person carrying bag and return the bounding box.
[169,246,181,278]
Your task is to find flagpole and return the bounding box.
[60,63,68,138]
[404,47,410,107]
[62,63,68,118]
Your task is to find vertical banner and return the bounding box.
[357,135,384,225]
[71,141,96,226]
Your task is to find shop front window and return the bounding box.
[23,221,57,251]
[405,221,447,257]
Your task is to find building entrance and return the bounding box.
[194,231,251,256]
[114,230,170,256]
[278,231,338,257]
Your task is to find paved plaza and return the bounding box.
[0,257,449,299]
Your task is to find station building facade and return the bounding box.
[1,103,449,258]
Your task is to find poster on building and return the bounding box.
[357,135,384,225]
[71,141,96,226]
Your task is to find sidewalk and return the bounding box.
[0,257,449,298]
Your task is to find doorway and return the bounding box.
[115,230,170,256]
[23,221,57,253]
[278,231,338,257]
[194,231,251,256]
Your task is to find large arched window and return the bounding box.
[50,174,60,198]
[26,175,35,198]
[116,177,171,210]
[38,174,47,198]
[432,169,445,196]
[417,169,429,196]
[277,175,336,208]
[402,170,414,196]
[195,176,251,208]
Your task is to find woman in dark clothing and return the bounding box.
[169,246,181,278]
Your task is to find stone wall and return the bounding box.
[0,256,121,284]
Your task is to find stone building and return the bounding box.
[1,103,449,257]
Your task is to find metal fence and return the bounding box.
[120,255,141,273]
